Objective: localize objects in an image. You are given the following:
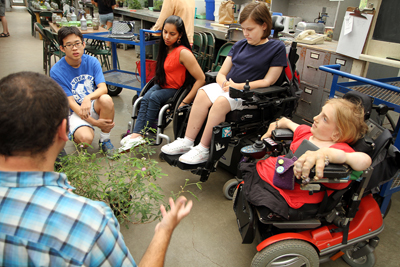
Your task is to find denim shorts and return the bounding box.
[99,13,114,26]
[0,3,5,17]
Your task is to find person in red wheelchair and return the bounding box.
[245,98,372,219]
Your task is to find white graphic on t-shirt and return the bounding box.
[70,74,95,104]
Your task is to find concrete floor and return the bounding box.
[1,7,400,267]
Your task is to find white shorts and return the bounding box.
[68,100,99,140]
[200,83,245,111]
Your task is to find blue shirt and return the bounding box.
[226,38,287,83]
[50,54,105,105]
[0,171,137,267]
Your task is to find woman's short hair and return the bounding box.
[239,2,272,38]
[58,26,84,46]
[326,98,368,145]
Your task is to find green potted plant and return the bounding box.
[117,0,125,8]
[127,0,142,9]
[153,0,162,11]
[58,138,201,228]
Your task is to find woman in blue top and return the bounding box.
[161,2,287,164]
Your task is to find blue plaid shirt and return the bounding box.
[0,171,137,267]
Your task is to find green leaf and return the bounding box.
[187,190,199,201]
[196,182,202,190]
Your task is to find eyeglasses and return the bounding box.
[63,41,83,50]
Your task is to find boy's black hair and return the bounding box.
[58,26,84,47]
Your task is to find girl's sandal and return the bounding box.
[0,33,9,37]
[6,33,10,36]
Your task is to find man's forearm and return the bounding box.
[138,229,173,267]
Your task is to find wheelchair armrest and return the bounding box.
[229,85,289,100]
[205,72,218,84]
[251,85,288,96]
[272,128,293,140]
[229,86,254,100]
[310,163,353,179]
[300,164,353,191]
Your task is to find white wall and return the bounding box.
[287,0,338,27]
[271,0,289,15]
[195,0,206,15]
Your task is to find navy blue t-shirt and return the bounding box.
[226,38,287,83]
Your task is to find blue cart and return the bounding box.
[83,29,160,94]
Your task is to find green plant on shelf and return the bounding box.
[128,0,142,9]
[153,0,162,11]
[116,0,125,7]
[57,134,201,228]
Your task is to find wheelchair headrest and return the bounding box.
[271,15,284,39]
[343,91,373,120]
[272,15,284,32]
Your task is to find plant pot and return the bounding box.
[118,2,124,7]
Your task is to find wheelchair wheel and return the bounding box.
[138,78,155,98]
[172,89,190,139]
[251,240,319,267]
[107,85,123,96]
[132,78,156,119]
[223,179,239,200]
[342,242,376,267]
[132,94,138,106]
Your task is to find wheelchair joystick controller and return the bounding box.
[240,135,267,159]
[243,80,250,91]
[229,80,253,99]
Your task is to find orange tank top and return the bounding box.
[163,45,188,89]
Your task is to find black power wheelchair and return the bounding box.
[123,15,289,147]
[232,91,400,266]
[122,16,301,199]
[159,40,301,194]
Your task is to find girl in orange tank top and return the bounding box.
[118,15,205,153]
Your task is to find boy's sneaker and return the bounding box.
[161,138,192,155]
[118,136,146,153]
[100,139,118,159]
[179,146,209,164]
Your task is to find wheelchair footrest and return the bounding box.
[161,153,180,166]
[161,153,206,170]
[177,161,205,170]
[271,219,321,229]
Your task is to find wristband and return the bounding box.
[182,101,188,105]
[222,80,227,88]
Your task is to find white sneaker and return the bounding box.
[161,138,192,155]
[120,134,132,146]
[179,146,209,164]
[118,136,146,153]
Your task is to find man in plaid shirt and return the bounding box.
[0,72,193,266]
